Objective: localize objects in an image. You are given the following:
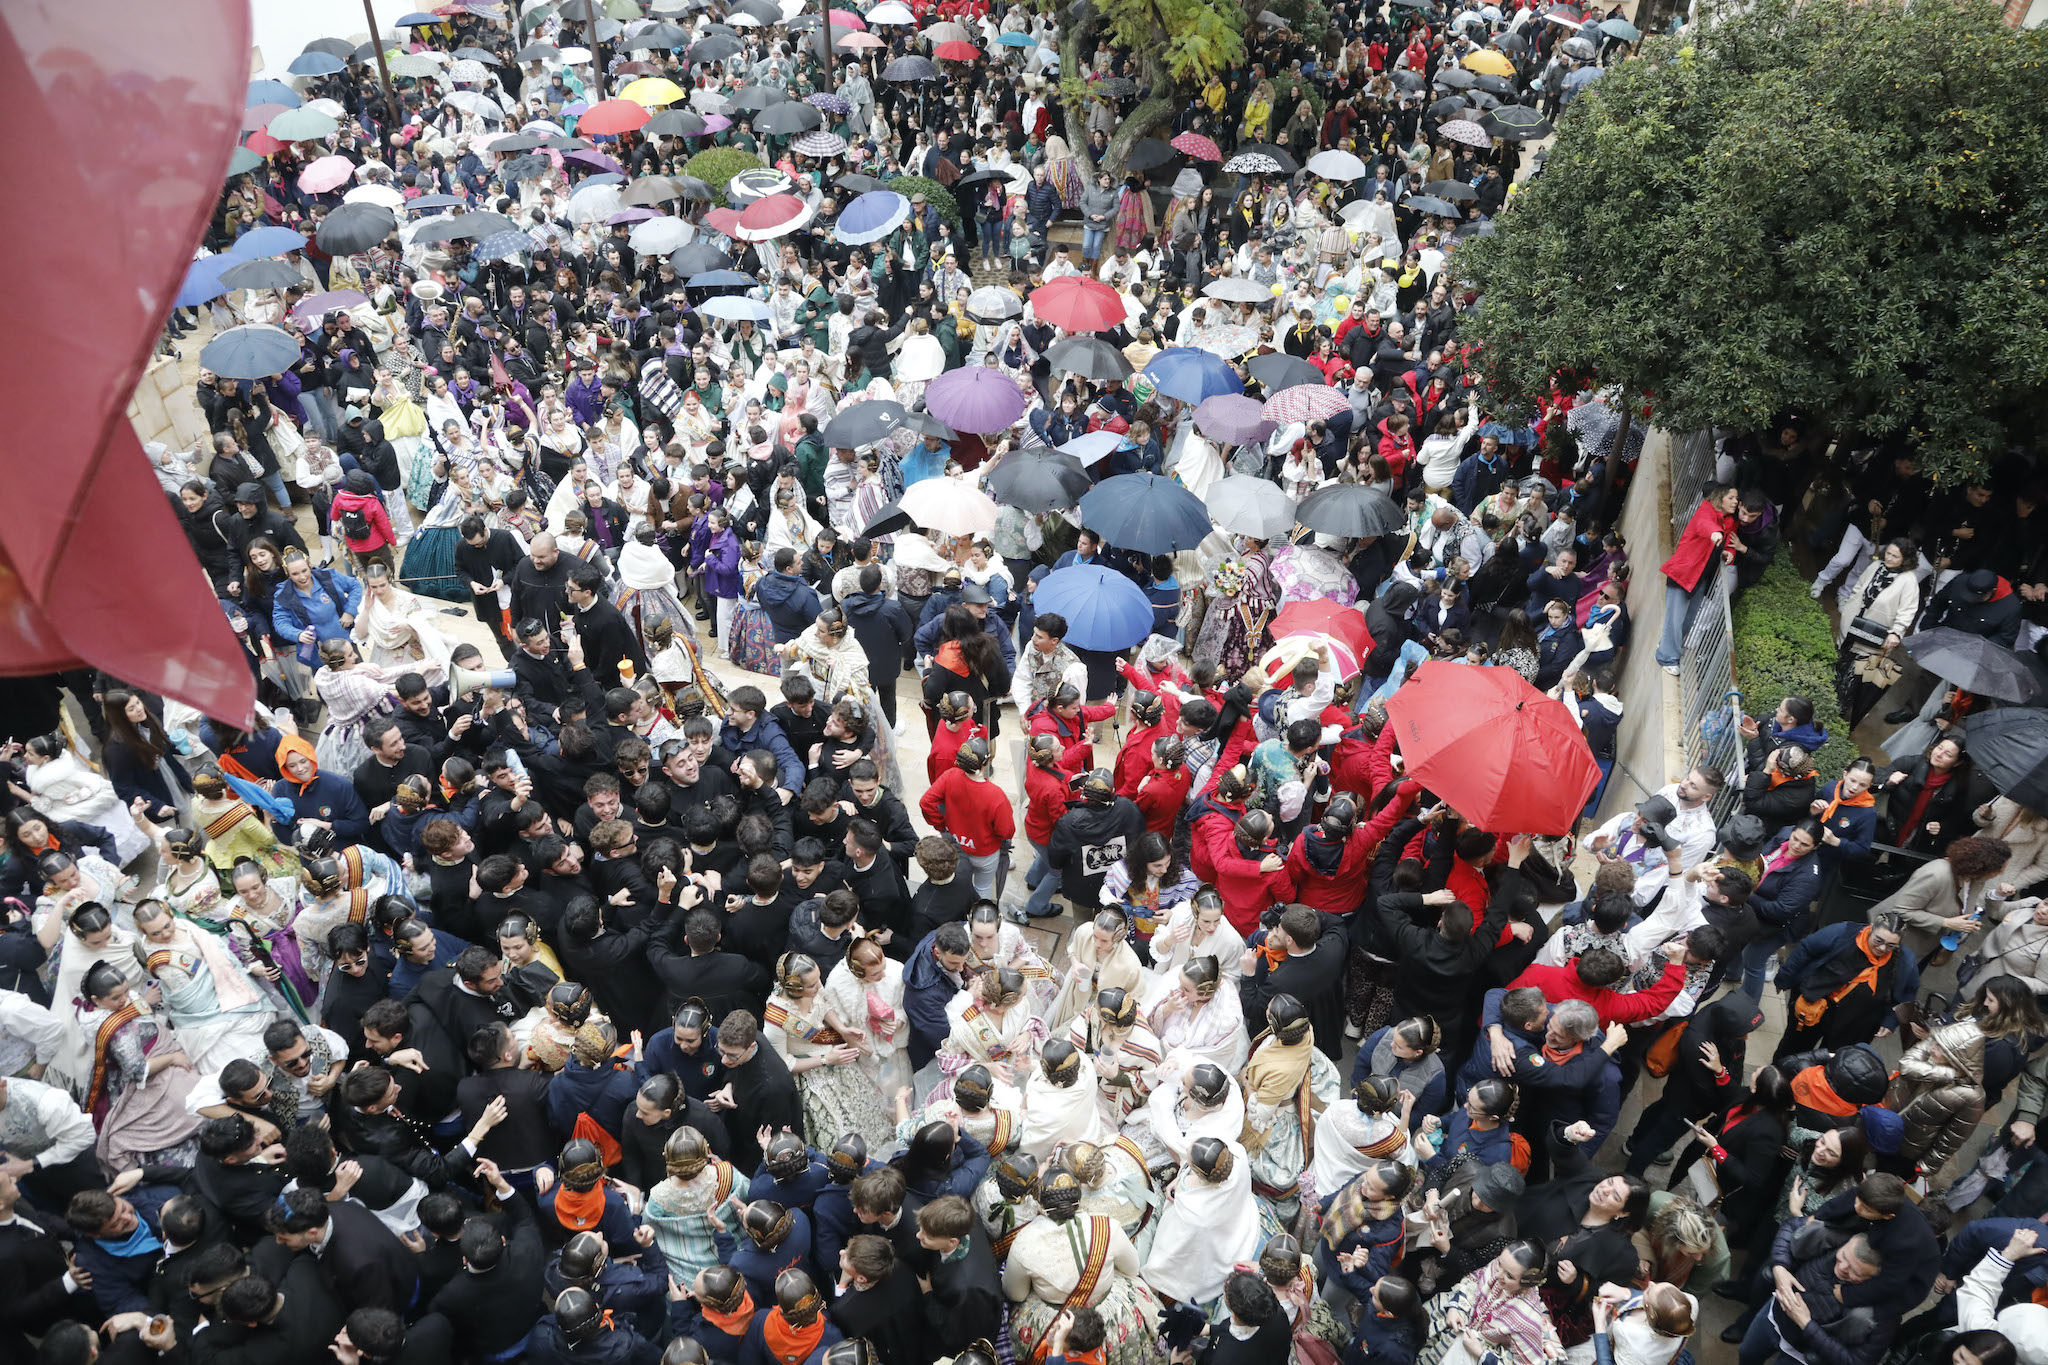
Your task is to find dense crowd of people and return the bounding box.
[10,0,2048,1364]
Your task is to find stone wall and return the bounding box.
[1593,426,1690,823]
[128,353,208,458]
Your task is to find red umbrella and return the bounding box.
[1029,276,1126,332]
[242,129,287,156]
[933,39,980,61]
[1383,662,1599,835]
[1171,131,1222,161]
[1,0,259,726]
[702,206,743,236]
[1272,599,1372,659]
[579,98,652,134]
[735,193,814,241]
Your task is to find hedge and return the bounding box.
[683,146,762,195]
[882,174,963,231]
[1729,557,1859,779]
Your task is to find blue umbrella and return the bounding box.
[200,324,304,380]
[246,79,301,108]
[393,11,441,25]
[475,231,531,263]
[688,269,755,287]
[226,146,264,176]
[997,31,1036,47]
[1564,66,1604,89]
[834,189,909,245]
[1032,565,1156,651]
[1058,430,1128,468]
[177,257,234,307]
[698,295,773,322]
[288,51,346,75]
[226,225,308,260]
[1140,347,1243,405]
[1077,473,1213,554]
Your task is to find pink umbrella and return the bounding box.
[828,8,866,27]
[733,193,815,241]
[1262,383,1350,424]
[838,31,885,48]
[924,367,1028,433]
[1171,131,1221,161]
[297,155,355,194]
[1271,543,1360,607]
[241,102,287,130]
[291,289,368,321]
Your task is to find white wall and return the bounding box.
[248,0,435,80]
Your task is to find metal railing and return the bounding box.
[1672,429,1746,823]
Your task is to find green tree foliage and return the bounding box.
[1731,558,1858,779]
[682,146,762,193]
[1457,0,2048,486]
[882,175,963,231]
[1056,0,1246,176]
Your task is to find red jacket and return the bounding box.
[1286,781,1421,913]
[1661,499,1735,593]
[1023,761,1073,846]
[331,487,395,552]
[1189,795,1246,883]
[926,718,987,785]
[1508,959,1689,1028]
[1213,842,1297,935]
[1376,420,1414,484]
[1029,703,1117,774]
[1125,765,1192,838]
[920,769,1015,857]
[1115,715,1173,795]
[1330,723,1397,801]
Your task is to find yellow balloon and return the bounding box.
[1332,295,1351,312]
[1270,282,1284,296]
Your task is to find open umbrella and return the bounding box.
[792,130,847,157]
[1203,277,1276,305]
[671,242,732,273]
[200,324,303,379]
[1903,629,2042,703]
[882,55,937,81]
[1438,118,1495,148]
[1222,152,1283,176]
[1599,16,1642,40]
[1078,474,1213,555]
[1204,476,1296,540]
[645,108,709,137]
[1272,598,1373,657]
[1473,73,1520,98]
[1404,195,1462,218]
[297,154,356,194]
[966,286,1024,322]
[900,478,1001,536]
[696,295,772,322]
[1484,105,1554,140]
[218,258,304,292]
[1245,353,1323,392]
[1141,347,1243,405]
[621,175,682,206]
[620,77,687,106]
[932,39,980,61]
[1262,384,1350,424]
[1125,139,1177,172]
[1296,483,1405,538]
[1305,148,1368,181]
[924,368,1028,433]
[1032,565,1156,651]
[246,78,301,107]
[315,202,397,253]
[1171,131,1222,162]
[1046,335,1131,381]
[1562,34,1599,58]
[1422,180,1480,202]
[343,183,405,209]
[1272,544,1361,607]
[1384,661,1600,834]
[985,449,1091,513]
[1462,48,1516,75]
[176,258,232,307]
[268,106,338,141]
[474,230,531,263]
[835,190,909,246]
[1192,394,1275,446]
[1962,709,2048,810]
[226,225,309,260]
[902,411,958,442]
[1030,276,1125,333]
[820,401,908,448]
[686,270,754,289]
[734,193,815,241]
[756,102,825,135]
[289,51,345,76]
[628,217,692,254]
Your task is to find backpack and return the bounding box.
[338,503,373,542]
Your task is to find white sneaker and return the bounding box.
[1809,581,1825,599]
[1662,664,1680,676]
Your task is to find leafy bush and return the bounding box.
[881,174,962,231]
[683,146,762,195]
[1730,557,1858,779]
[1270,72,1326,128]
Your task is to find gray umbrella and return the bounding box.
[201,324,303,380]
[1296,484,1405,538]
[986,449,1092,513]
[1904,629,2042,703]
[1205,475,1298,540]
[755,102,823,134]
[670,242,732,273]
[646,108,709,137]
[730,84,791,111]
[1047,335,1131,380]
[687,34,743,63]
[314,202,396,254]
[218,258,305,291]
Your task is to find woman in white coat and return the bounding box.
[19,734,149,865]
[1834,535,1921,728]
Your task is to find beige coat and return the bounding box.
[1874,858,2005,962]
[1977,798,2048,893]
[1837,559,1920,648]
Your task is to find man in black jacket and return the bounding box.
[1239,907,1348,1060]
[223,482,308,558]
[189,1115,290,1244]
[352,716,437,822]
[509,534,577,642]
[840,567,916,727]
[0,1165,95,1358]
[456,515,528,659]
[1358,824,1520,1060]
[257,1187,418,1316]
[509,619,602,727]
[646,907,772,1022]
[1202,1271,1293,1365]
[564,564,649,689]
[830,1234,927,1365]
[915,1194,1003,1357]
[428,1160,548,1359]
[716,1009,803,1174]
[846,309,911,380]
[557,892,664,1031]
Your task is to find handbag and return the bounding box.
[1854,650,1905,687]
[1845,614,1891,648]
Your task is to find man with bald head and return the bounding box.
[508,531,576,643]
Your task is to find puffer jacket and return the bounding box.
[1887,1018,1987,1173]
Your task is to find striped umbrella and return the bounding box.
[1261,384,1350,424]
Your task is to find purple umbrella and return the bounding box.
[290,289,369,322]
[606,206,661,223]
[1194,393,1276,446]
[566,148,624,173]
[923,367,1028,434]
[700,113,733,132]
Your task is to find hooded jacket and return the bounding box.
[1926,572,2022,647]
[1887,1017,1989,1172]
[331,470,396,552]
[755,570,821,643]
[1047,794,1146,910]
[840,590,916,683]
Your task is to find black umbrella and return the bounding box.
[1297,483,1406,538]
[630,22,693,48]
[821,401,909,448]
[857,500,915,539]
[486,132,553,151]
[1904,629,2043,703]
[1386,69,1426,91]
[516,42,561,61]
[1423,180,1478,202]
[539,137,596,152]
[687,35,743,63]
[670,242,733,273]
[1426,96,1472,122]
[646,109,709,136]
[1483,105,1554,140]
[883,56,937,81]
[675,175,715,200]
[1434,68,1478,89]
[500,154,553,184]
[219,258,303,291]
[1962,708,2048,810]
[835,172,885,194]
[1473,73,1519,97]
[955,166,1008,188]
[732,0,782,22]
[1125,138,1176,172]
[903,410,958,440]
[1246,352,1322,392]
[1496,32,1532,52]
[1047,335,1133,381]
[303,37,358,59]
[454,46,503,64]
[1403,195,1462,217]
[754,102,823,134]
[1233,142,1300,173]
[1466,91,1504,112]
[315,202,397,253]
[405,193,463,211]
[986,449,1092,513]
[729,84,791,111]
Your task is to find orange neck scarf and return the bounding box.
[1541,1039,1583,1066]
[1789,1065,1859,1118]
[1822,784,1875,824]
[1259,941,1288,971]
[1792,927,1890,1030]
[552,1183,608,1232]
[762,1310,825,1365]
[701,1294,757,1337]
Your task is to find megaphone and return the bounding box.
[450,664,517,696]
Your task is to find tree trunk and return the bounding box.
[1057,4,1180,181]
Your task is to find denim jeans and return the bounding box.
[1023,839,1063,916]
[257,467,292,513]
[1655,577,1708,667]
[1737,1303,1785,1365]
[1082,226,1106,259]
[1741,929,1792,999]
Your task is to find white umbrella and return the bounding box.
[628,216,692,254]
[520,118,568,137]
[449,58,490,83]
[445,90,505,120]
[1305,148,1368,181]
[304,97,346,117]
[1203,277,1273,304]
[866,1,916,20]
[386,53,442,78]
[344,183,406,209]
[556,45,593,64]
[565,182,625,223]
[691,87,731,113]
[901,477,1000,536]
